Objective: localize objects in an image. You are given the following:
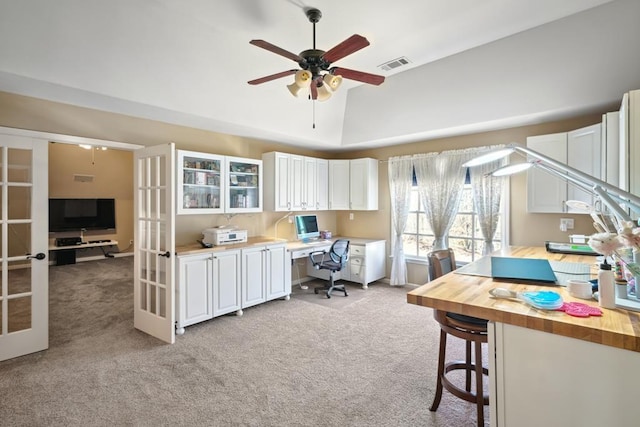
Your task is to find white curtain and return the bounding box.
[413,149,476,251]
[469,148,507,255]
[387,156,413,286]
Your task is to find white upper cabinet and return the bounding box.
[619,89,640,194]
[567,123,602,209]
[526,123,602,213]
[177,150,225,215]
[315,158,329,210]
[328,160,350,210]
[289,154,305,210]
[527,133,568,213]
[350,158,378,211]
[329,158,379,211]
[225,156,262,213]
[178,151,263,214]
[602,111,620,188]
[302,156,317,210]
[262,152,328,211]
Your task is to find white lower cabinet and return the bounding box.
[242,243,291,309]
[176,242,290,334]
[176,253,213,335]
[212,249,241,317]
[265,244,291,300]
[490,322,639,427]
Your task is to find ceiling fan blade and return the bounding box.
[322,34,370,63]
[248,69,297,85]
[331,67,385,86]
[250,39,303,63]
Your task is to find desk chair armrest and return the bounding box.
[309,250,328,267]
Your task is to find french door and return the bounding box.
[133,143,175,343]
[0,135,49,361]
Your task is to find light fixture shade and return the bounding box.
[294,70,313,87]
[287,83,306,97]
[462,147,516,167]
[491,162,534,177]
[316,83,332,101]
[323,73,343,91]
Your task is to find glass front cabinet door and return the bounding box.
[177,150,225,214]
[226,156,262,213]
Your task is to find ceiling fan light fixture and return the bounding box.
[287,82,306,97]
[323,73,342,91]
[316,83,332,101]
[294,70,313,87]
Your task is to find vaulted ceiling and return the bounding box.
[1,0,639,150]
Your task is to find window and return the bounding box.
[402,180,504,263]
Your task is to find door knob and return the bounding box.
[27,252,46,260]
[158,251,171,258]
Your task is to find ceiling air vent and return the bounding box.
[378,56,411,72]
[74,174,94,183]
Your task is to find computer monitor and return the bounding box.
[294,214,320,242]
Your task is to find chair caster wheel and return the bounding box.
[327,294,331,298]
[314,289,318,294]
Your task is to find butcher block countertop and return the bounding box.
[176,236,287,256]
[407,246,640,353]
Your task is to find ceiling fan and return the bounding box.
[247,8,385,102]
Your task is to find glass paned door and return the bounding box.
[177,151,224,214]
[0,135,48,362]
[133,143,175,344]
[226,156,262,213]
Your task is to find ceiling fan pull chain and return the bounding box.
[312,101,316,129]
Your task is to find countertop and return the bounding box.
[407,246,640,353]
[176,236,287,256]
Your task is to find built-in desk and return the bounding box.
[407,246,640,427]
[48,240,118,265]
[287,237,386,289]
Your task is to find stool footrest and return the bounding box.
[441,362,489,405]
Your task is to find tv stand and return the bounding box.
[49,240,118,265]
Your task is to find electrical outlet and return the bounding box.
[288,216,294,224]
[560,218,574,231]
[349,213,354,220]
[129,239,134,245]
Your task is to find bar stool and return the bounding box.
[427,249,489,426]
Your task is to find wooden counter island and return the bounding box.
[407,246,640,427]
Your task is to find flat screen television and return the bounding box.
[294,214,320,242]
[49,198,116,232]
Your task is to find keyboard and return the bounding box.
[304,240,331,246]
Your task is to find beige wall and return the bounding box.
[1,91,611,283]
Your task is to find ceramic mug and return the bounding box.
[567,279,593,300]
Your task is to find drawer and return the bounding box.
[350,257,364,267]
[291,248,325,259]
[350,245,365,256]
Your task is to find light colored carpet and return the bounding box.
[0,257,489,426]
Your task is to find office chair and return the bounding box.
[427,249,489,427]
[309,239,350,298]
